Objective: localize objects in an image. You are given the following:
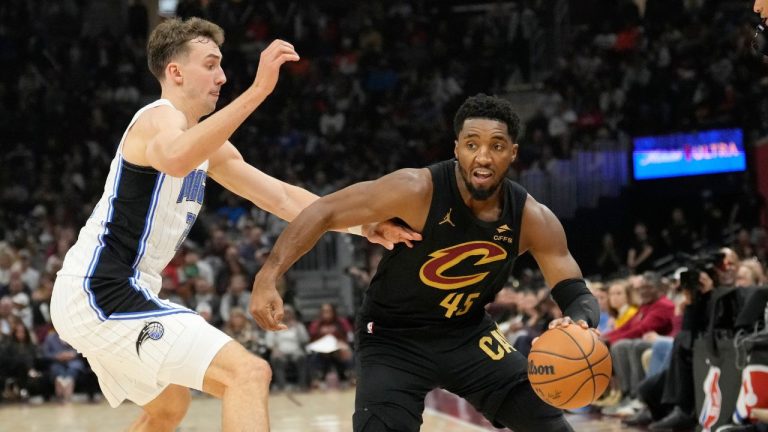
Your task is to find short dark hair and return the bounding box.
[147,17,225,81]
[453,94,520,142]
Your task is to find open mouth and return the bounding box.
[472,169,494,185]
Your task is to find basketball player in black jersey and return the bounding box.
[251,94,600,431]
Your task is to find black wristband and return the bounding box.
[550,278,600,328]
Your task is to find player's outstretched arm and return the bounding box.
[207,143,422,247]
[145,40,299,177]
[248,168,430,331]
[519,195,599,330]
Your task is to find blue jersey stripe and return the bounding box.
[82,156,124,321]
[108,308,196,320]
[129,173,167,303]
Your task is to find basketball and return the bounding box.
[527,325,612,410]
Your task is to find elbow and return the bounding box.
[161,158,195,178]
[148,147,196,178]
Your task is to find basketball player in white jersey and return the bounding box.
[50,17,419,432]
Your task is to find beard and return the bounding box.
[458,164,502,200]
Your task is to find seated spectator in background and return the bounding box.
[505,288,558,357]
[607,279,638,330]
[177,243,214,287]
[488,283,520,324]
[590,281,613,335]
[593,278,638,407]
[13,250,40,292]
[30,273,54,344]
[602,272,675,416]
[736,263,761,287]
[307,303,353,388]
[41,328,84,403]
[220,273,252,324]
[0,249,12,287]
[266,305,309,391]
[0,321,39,401]
[0,297,13,337]
[193,278,221,326]
[215,245,249,294]
[196,301,214,324]
[623,268,711,429]
[223,307,266,358]
[5,271,31,329]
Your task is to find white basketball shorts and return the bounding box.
[50,275,232,407]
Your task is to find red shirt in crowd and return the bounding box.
[604,295,675,344]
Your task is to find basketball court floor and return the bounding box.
[0,388,643,431]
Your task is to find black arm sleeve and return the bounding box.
[550,278,600,328]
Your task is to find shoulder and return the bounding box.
[379,167,432,197]
[519,194,567,252]
[139,104,188,131]
[521,194,553,228]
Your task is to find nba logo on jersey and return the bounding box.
[699,365,722,431]
[733,365,768,424]
[367,321,374,334]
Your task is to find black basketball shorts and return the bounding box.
[352,316,573,432]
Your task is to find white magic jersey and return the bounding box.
[57,99,208,320]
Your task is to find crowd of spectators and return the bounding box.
[1,2,768,430]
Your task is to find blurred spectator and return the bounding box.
[220,274,252,324]
[6,272,32,329]
[30,272,54,344]
[0,321,39,401]
[223,307,266,358]
[596,232,624,278]
[0,249,11,287]
[178,244,214,287]
[627,222,656,275]
[607,279,638,330]
[265,305,309,391]
[590,281,613,335]
[193,278,221,326]
[0,297,14,337]
[661,208,695,255]
[13,250,40,291]
[41,328,84,403]
[307,303,353,387]
[602,273,675,416]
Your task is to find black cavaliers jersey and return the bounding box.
[360,159,529,330]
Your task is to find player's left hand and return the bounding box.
[532,316,601,346]
[249,275,288,331]
[364,220,422,250]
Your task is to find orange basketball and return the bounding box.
[527,325,612,410]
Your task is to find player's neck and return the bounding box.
[455,177,504,221]
[160,91,202,126]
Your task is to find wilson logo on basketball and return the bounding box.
[419,241,507,290]
[528,361,555,375]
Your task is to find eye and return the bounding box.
[466,142,477,149]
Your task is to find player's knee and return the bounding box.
[235,354,272,387]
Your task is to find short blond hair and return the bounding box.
[147,17,225,81]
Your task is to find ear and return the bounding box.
[510,143,519,162]
[453,139,459,159]
[166,62,183,85]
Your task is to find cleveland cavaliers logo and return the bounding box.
[419,241,507,290]
[136,321,165,358]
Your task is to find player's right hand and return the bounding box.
[249,275,288,331]
[252,39,300,95]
